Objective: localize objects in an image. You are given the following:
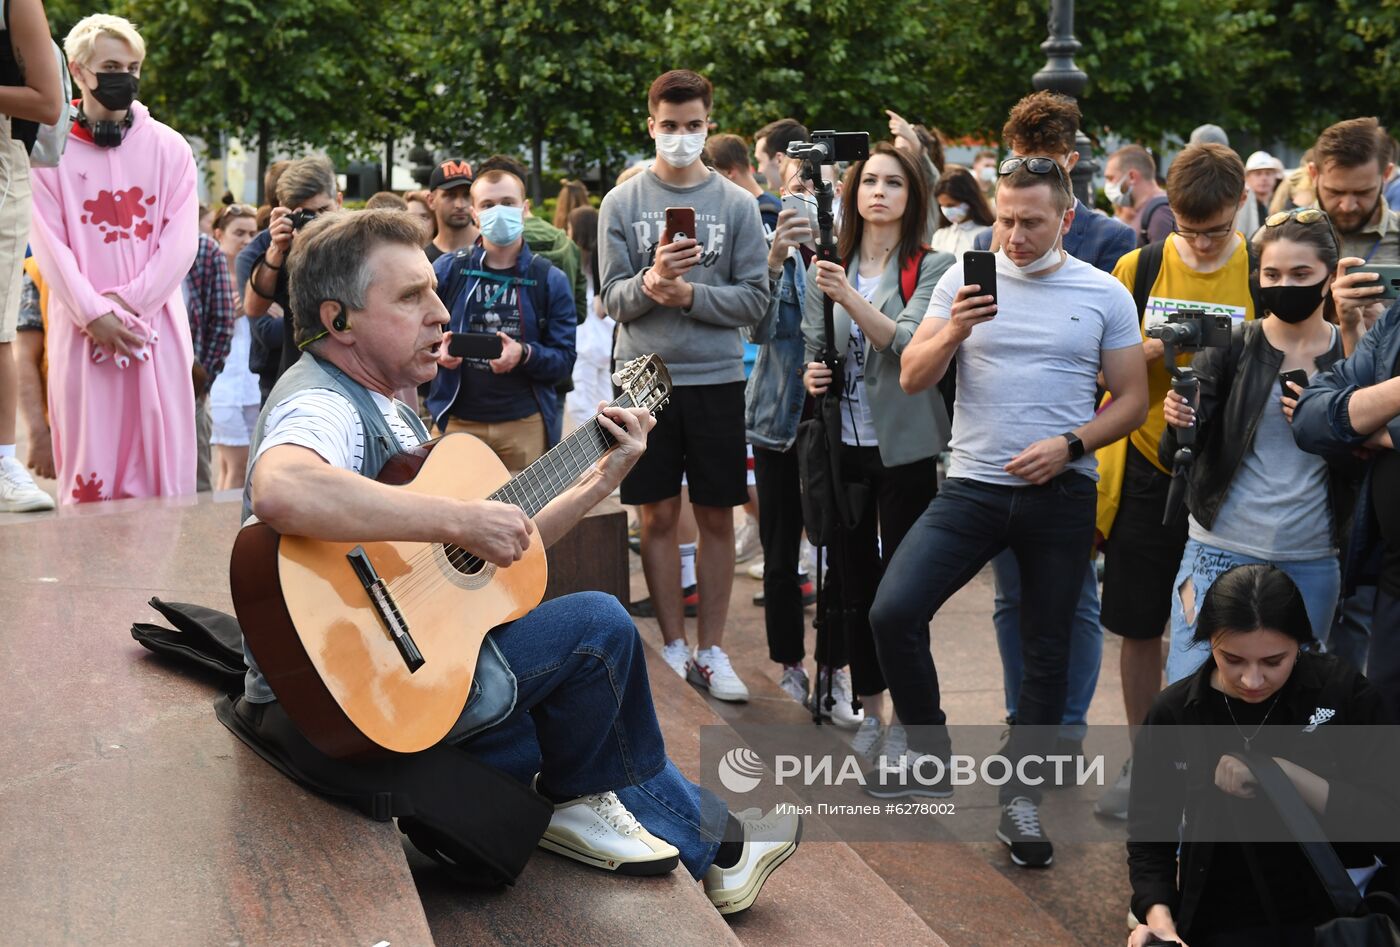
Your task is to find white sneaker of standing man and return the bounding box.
[689,645,749,702]
[704,806,802,915]
[0,455,55,512]
[661,639,691,679]
[533,777,681,875]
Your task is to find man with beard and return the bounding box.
[425,158,478,263]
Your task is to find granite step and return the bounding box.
[638,637,950,947]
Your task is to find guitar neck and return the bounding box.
[488,393,634,517]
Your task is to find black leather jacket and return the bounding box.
[1159,321,1358,548]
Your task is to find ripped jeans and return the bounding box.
[1164,538,1340,684]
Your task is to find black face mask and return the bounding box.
[1260,277,1328,324]
[90,71,138,112]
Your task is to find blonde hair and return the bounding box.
[65,14,146,67]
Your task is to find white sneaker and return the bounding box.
[799,537,816,577]
[703,807,802,915]
[734,516,761,564]
[688,646,750,702]
[851,717,885,763]
[0,456,55,512]
[778,664,808,703]
[807,667,864,728]
[534,778,681,876]
[660,639,691,679]
[746,559,765,580]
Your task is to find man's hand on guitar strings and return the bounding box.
[452,498,535,567]
[595,404,654,482]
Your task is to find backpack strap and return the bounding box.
[899,246,929,305]
[1137,200,1163,248]
[1244,237,1263,317]
[1132,239,1166,320]
[438,249,473,316]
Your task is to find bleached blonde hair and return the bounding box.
[64,14,146,67]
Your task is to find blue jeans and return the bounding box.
[991,549,1102,739]
[456,592,728,878]
[1164,539,1341,684]
[869,473,1097,804]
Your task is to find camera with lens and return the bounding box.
[1145,308,1232,352]
[288,208,320,231]
[786,130,870,166]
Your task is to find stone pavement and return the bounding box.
[626,525,1138,947]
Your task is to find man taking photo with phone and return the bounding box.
[428,167,576,474]
[599,69,769,701]
[867,156,1147,869]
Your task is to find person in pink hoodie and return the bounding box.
[29,13,197,504]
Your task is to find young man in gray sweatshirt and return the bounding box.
[599,69,770,702]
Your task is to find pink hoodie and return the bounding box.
[30,101,199,504]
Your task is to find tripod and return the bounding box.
[1160,336,1198,527]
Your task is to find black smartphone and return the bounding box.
[1279,369,1309,396]
[1353,263,1400,300]
[963,250,997,307]
[448,332,503,360]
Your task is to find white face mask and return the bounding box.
[977,165,997,183]
[942,203,970,224]
[656,131,707,169]
[996,211,1067,275]
[1104,175,1134,207]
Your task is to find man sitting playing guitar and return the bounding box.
[238,209,799,913]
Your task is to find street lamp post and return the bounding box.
[1032,0,1095,206]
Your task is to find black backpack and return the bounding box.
[1131,237,1263,321]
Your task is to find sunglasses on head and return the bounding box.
[214,203,257,226]
[998,156,1068,184]
[1265,207,1328,228]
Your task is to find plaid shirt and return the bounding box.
[183,232,237,381]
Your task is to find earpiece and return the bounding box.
[333,312,349,332]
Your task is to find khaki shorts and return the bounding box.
[0,131,31,343]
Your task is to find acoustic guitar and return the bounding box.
[230,355,671,758]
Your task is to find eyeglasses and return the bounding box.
[1172,222,1236,242]
[998,156,1068,185]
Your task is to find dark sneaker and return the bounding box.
[997,796,1053,868]
[626,584,697,619]
[863,740,954,799]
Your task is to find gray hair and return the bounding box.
[286,209,428,347]
[276,155,337,208]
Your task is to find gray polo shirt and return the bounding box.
[1341,198,1400,265]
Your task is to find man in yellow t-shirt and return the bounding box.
[1095,144,1258,819]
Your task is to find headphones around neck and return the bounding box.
[76,106,132,148]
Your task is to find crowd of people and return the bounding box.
[5,9,1400,943]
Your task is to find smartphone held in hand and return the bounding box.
[448,332,504,360]
[662,206,696,245]
[963,250,997,307]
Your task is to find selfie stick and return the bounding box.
[801,154,861,723]
[1159,335,1198,527]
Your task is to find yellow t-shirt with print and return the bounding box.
[1112,236,1256,474]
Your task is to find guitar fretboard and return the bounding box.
[489,392,634,517]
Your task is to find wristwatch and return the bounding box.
[1061,432,1085,461]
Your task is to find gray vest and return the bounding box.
[239,353,517,744]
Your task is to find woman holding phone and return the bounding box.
[1159,209,1356,684]
[801,141,953,755]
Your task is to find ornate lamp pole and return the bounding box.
[1032,0,1095,206]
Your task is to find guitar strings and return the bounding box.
[383,393,638,606]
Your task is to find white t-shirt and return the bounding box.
[924,253,1142,485]
[840,270,880,447]
[251,387,422,476]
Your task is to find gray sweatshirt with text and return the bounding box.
[599,168,769,386]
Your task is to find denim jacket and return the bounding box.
[744,250,808,451]
[1294,299,1400,592]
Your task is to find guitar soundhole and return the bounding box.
[443,544,487,576]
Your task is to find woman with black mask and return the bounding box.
[1158,208,1356,686]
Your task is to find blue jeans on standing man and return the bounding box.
[457,591,729,878]
[991,549,1102,741]
[868,472,1097,804]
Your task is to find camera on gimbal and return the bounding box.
[786,130,870,165]
[1144,308,1232,352]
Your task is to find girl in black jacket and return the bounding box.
[1127,564,1398,946]
[1160,209,1354,686]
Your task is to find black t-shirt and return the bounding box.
[425,242,445,263]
